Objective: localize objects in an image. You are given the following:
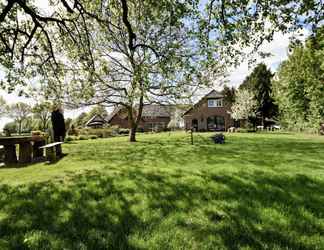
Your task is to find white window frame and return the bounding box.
[208,98,223,107]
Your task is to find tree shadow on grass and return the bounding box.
[1,167,324,249]
[0,172,145,250]
[0,155,67,170]
[1,135,324,249]
[97,135,324,174]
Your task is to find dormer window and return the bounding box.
[208,98,223,107]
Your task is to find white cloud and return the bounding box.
[227,29,310,88]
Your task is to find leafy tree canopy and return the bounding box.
[1,0,323,140]
[273,26,324,130]
[221,85,236,104]
[239,63,278,124]
[0,0,322,93]
[6,102,32,134]
[32,102,52,131]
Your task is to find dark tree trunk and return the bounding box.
[128,94,144,142]
[128,107,137,142]
[129,126,137,142]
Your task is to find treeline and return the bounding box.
[0,101,53,134]
[0,100,108,135]
[228,27,323,132]
[273,27,324,131]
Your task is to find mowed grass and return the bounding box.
[0,132,324,249]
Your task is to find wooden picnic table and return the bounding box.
[0,136,46,165]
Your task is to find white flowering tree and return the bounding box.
[0,96,6,117]
[231,89,257,122]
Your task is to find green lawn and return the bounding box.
[1,132,324,249]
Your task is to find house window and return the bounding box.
[207,116,225,131]
[208,99,223,107]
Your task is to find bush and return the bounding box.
[79,128,113,138]
[68,125,79,136]
[211,133,225,144]
[90,135,98,139]
[64,136,76,142]
[23,230,61,249]
[78,135,89,140]
[320,123,324,135]
[119,128,130,135]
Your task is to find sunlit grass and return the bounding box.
[0,132,324,249]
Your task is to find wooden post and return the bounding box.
[33,140,45,159]
[19,142,32,163]
[191,128,194,145]
[4,145,17,165]
[46,147,56,162]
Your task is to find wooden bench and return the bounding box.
[40,142,64,162]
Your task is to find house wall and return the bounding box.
[141,117,171,132]
[184,99,234,131]
[109,114,170,132]
[109,115,129,128]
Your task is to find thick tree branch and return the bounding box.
[21,24,39,63]
[120,0,136,51]
[0,0,15,23]
[133,43,160,58]
[61,0,74,13]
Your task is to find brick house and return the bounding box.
[183,90,234,131]
[107,105,173,132]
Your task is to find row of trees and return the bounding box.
[0,99,109,135]
[229,27,323,132]
[227,63,278,128]
[273,27,324,131]
[0,100,53,134]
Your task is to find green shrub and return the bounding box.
[119,128,130,135]
[23,230,55,249]
[68,126,79,136]
[64,136,75,142]
[79,128,113,138]
[78,135,89,140]
[90,135,98,139]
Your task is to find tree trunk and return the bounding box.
[43,120,47,132]
[129,125,137,142]
[128,94,144,142]
[128,107,138,142]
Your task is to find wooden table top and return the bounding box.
[0,136,45,145]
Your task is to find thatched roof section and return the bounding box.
[107,105,175,122]
[85,114,106,127]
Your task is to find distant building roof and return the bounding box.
[107,104,173,122]
[106,106,123,123]
[85,114,106,127]
[142,105,172,117]
[205,89,223,99]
